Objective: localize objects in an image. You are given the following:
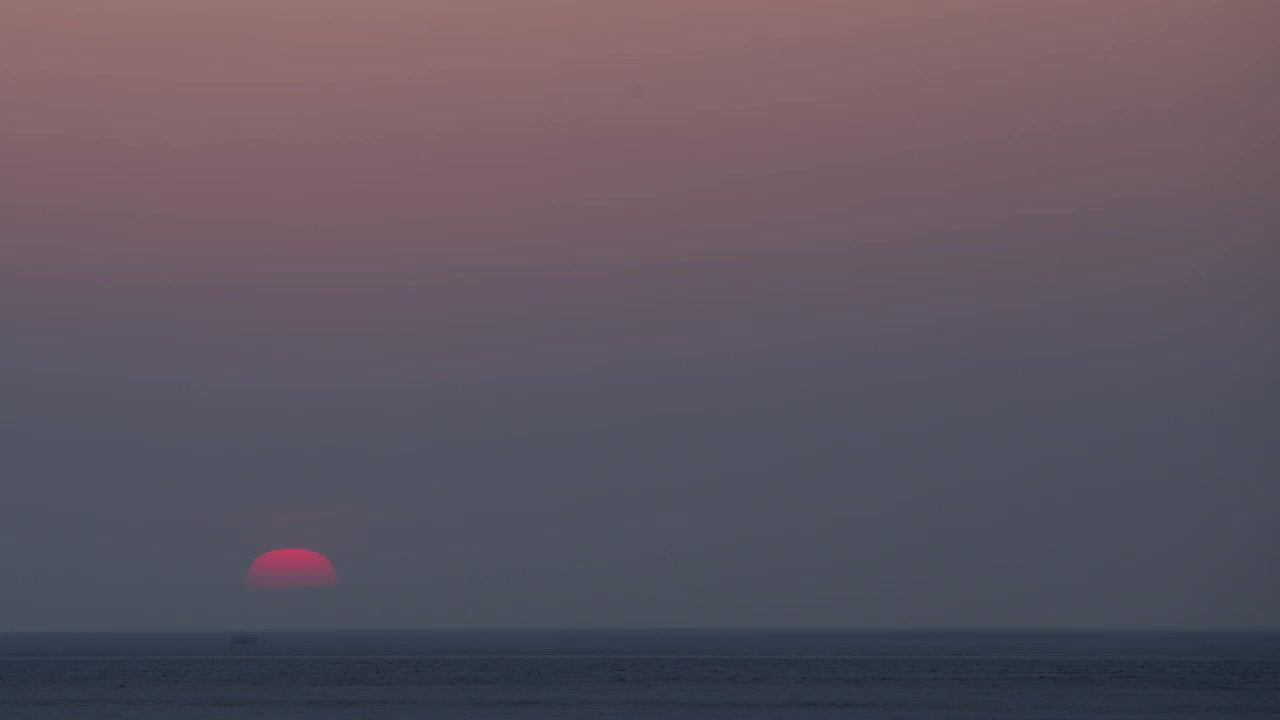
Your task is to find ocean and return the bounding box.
[1,630,1277,719]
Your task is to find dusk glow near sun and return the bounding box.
[246,549,338,591]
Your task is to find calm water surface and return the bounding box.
[1,630,1277,719]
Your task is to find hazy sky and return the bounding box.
[1,1,1276,631]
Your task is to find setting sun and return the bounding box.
[245,549,338,591]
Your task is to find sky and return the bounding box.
[1,1,1276,631]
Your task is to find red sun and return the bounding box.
[246,549,338,591]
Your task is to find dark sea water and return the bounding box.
[1,630,1277,719]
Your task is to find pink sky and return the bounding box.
[2,1,1275,385]
[4,2,1273,276]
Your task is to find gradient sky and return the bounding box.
[1,1,1277,630]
